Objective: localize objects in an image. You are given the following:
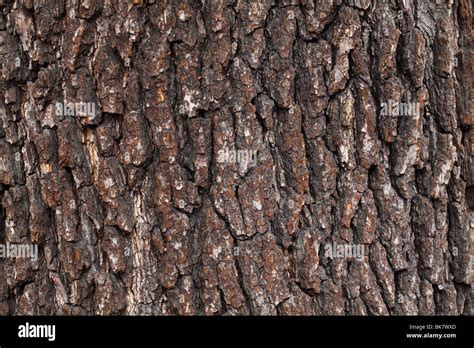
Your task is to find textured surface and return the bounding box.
[0,0,472,315]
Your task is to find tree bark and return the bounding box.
[0,0,472,315]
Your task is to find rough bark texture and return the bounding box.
[0,0,472,315]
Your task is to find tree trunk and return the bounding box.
[0,0,472,315]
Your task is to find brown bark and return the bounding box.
[0,0,472,315]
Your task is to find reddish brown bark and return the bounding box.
[0,0,472,315]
